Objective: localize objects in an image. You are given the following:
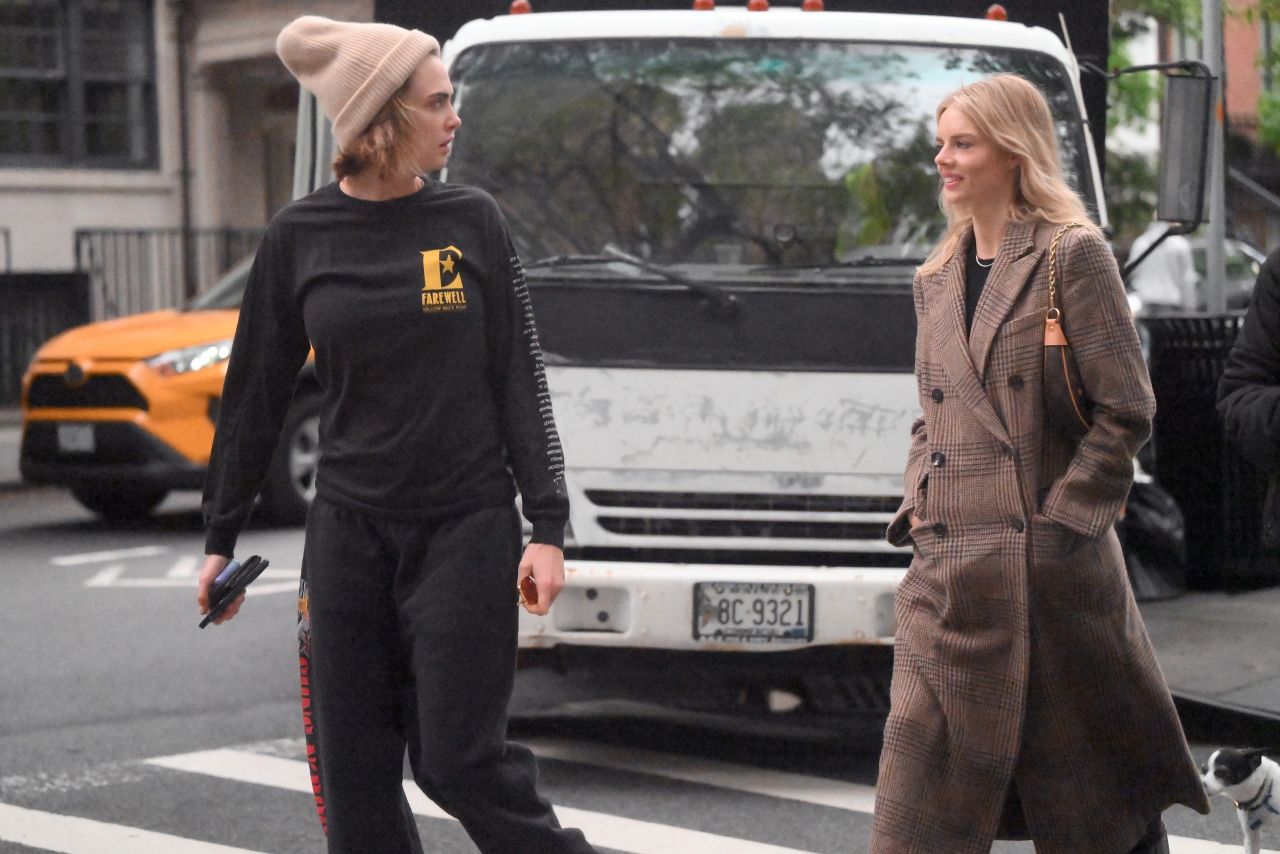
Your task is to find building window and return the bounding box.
[0,0,155,168]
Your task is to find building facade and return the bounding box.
[0,0,369,300]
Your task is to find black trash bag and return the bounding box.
[1117,477,1187,602]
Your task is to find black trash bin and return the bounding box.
[1143,312,1280,588]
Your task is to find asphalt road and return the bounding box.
[0,486,1269,853]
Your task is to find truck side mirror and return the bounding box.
[1109,61,1214,233]
[1111,61,1215,279]
[1156,66,1214,228]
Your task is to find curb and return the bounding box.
[1174,692,1280,746]
[0,411,22,491]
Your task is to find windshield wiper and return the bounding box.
[784,256,925,270]
[527,245,739,318]
[526,253,615,269]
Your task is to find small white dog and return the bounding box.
[1202,747,1280,854]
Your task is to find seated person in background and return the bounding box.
[1126,218,1198,313]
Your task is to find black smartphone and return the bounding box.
[200,555,270,628]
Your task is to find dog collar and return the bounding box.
[1236,778,1274,812]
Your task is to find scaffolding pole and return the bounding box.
[1203,0,1227,312]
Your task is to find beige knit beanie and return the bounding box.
[276,15,440,151]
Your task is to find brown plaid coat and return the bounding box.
[869,220,1209,853]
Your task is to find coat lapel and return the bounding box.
[968,220,1045,381]
[929,225,1012,446]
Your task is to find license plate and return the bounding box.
[56,423,95,454]
[693,582,814,642]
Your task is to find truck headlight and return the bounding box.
[146,339,233,377]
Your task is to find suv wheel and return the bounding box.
[258,394,320,525]
[71,484,168,520]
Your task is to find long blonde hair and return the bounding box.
[918,73,1098,277]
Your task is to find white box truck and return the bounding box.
[292,2,1208,708]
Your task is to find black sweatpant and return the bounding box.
[297,496,595,854]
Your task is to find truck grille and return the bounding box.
[584,490,898,544]
[596,517,886,539]
[584,490,899,513]
[28,374,148,410]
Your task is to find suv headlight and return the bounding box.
[146,339,233,377]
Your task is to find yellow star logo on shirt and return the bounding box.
[420,245,467,313]
[420,246,463,290]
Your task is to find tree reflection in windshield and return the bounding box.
[446,39,1091,269]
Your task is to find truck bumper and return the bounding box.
[518,560,905,651]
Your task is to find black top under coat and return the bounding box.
[964,240,994,334]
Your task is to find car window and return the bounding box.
[187,256,253,311]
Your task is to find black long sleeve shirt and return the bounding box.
[1218,248,1280,474]
[202,179,567,556]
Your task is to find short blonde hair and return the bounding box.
[919,73,1098,277]
[331,80,422,181]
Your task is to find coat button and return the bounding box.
[932,522,948,537]
[930,451,946,467]
[1008,374,1024,390]
[1012,518,1026,533]
[1002,443,1016,459]
[931,388,944,403]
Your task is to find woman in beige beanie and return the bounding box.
[195,15,595,854]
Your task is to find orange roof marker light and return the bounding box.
[802,0,825,9]
[692,0,715,8]
[510,0,532,13]
[746,0,769,10]
[985,4,1008,20]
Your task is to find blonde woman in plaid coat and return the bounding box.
[869,74,1209,854]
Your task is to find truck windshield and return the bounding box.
[446,38,1093,270]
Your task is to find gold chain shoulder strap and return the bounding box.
[1047,221,1084,320]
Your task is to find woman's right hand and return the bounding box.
[196,553,244,625]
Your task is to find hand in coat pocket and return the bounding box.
[1031,513,1088,559]
[1030,513,1128,616]
[907,515,940,560]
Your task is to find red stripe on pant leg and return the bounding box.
[300,653,327,833]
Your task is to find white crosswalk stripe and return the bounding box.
[525,735,878,813]
[166,556,200,579]
[50,546,168,566]
[1170,840,1280,854]
[0,802,267,854]
[0,739,1269,854]
[529,738,1279,854]
[146,748,817,854]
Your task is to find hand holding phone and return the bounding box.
[199,554,270,629]
[211,559,241,600]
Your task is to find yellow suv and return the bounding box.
[19,258,320,522]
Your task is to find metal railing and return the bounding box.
[74,228,262,320]
[0,273,91,407]
[0,227,10,273]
